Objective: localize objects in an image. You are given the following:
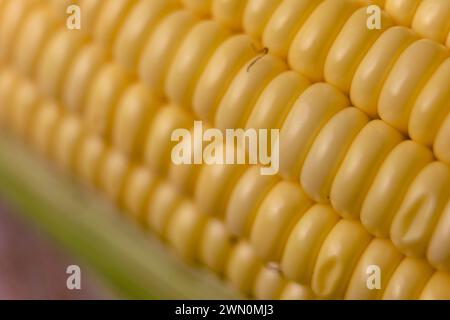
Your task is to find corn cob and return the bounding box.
[0,0,449,300]
[385,0,450,47]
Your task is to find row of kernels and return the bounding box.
[281,1,449,157]
[181,0,449,167]
[212,0,248,32]
[329,120,404,219]
[225,180,366,296]
[166,19,231,110]
[336,133,449,264]
[388,162,450,258]
[193,33,263,122]
[278,83,351,180]
[45,0,184,104]
[112,83,160,159]
[409,59,450,150]
[244,0,384,52]
[86,75,194,175]
[243,0,282,40]
[40,0,450,296]
[23,2,287,175]
[385,0,421,26]
[195,162,249,218]
[376,40,448,141]
[159,1,348,131]
[139,9,200,99]
[245,70,310,130]
[249,181,314,262]
[75,0,235,112]
[77,0,186,138]
[3,63,445,276]
[8,80,41,138]
[2,1,103,94]
[2,0,103,113]
[0,0,106,116]
[7,1,216,207]
[87,0,442,175]
[213,53,286,130]
[251,0,379,71]
[113,0,180,71]
[385,0,450,46]
[0,65,445,297]
[4,2,334,299]
[63,44,107,113]
[0,70,190,266]
[300,107,369,203]
[21,56,317,301]
[77,0,103,36]
[181,0,211,18]
[279,203,450,299]
[26,97,315,299]
[181,0,283,35]
[7,0,445,168]
[2,2,288,154]
[0,0,47,65]
[185,0,380,45]
[200,216,314,299]
[350,26,417,118]
[224,0,450,160]
[361,141,435,236]
[323,6,394,93]
[288,0,367,82]
[83,63,134,138]
[92,0,138,50]
[275,82,450,267]
[0,70,140,208]
[226,166,279,237]
[190,0,449,163]
[223,173,450,301]
[190,83,449,271]
[1,0,448,300]
[0,71,37,137]
[37,28,87,100]
[12,5,59,77]
[192,157,360,292]
[100,10,234,114]
[1,1,448,274]
[263,0,324,59]
[350,27,449,163]
[143,104,193,175]
[226,241,315,299]
[351,27,448,135]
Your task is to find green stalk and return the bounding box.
[0,135,239,299]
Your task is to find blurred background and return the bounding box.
[0,199,111,299]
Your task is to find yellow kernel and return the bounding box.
[330,120,404,219]
[281,204,340,285]
[383,258,433,300]
[250,181,313,262]
[312,220,372,299]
